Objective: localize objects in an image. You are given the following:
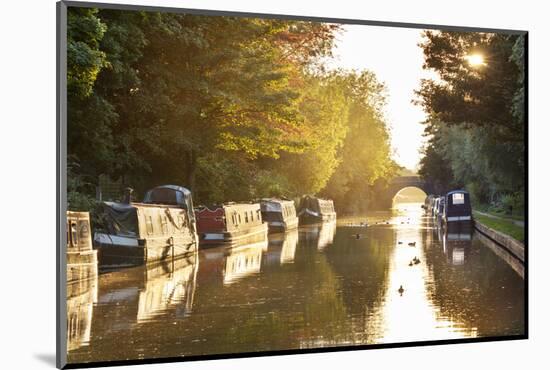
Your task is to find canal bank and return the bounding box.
[473,210,524,242]
[473,220,525,264]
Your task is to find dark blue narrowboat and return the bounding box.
[442,190,473,227]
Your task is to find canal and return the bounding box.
[67,204,525,364]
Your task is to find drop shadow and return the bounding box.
[34,353,57,367]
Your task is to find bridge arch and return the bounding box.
[392,186,428,207]
[379,176,435,209]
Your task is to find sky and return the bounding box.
[328,25,437,171]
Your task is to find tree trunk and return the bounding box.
[186,150,197,193]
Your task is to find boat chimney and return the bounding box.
[123,187,134,204]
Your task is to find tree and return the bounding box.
[321,71,398,212]
[416,30,525,213]
[66,8,397,213]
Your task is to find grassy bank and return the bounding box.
[473,204,525,221]
[474,213,524,242]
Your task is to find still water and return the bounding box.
[67,204,525,363]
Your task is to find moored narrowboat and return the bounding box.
[67,211,98,284]
[66,211,98,351]
[260,198,299,233]
[297,195,336,224]
[94,185,199,266]
[442,190,473,227]
[432,197,440,218]
[436,196,446,222]
[195,202,268,247]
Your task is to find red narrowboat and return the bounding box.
[195,203,268,247]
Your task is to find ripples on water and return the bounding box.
[67,203,525,363]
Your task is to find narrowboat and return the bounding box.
[442,190,473,227]
[66,211,98,351]
[436,196,446,222]
[260,198,299,233]
[432,197,440,218]
[297,195,336,224]
[67,211,98,285]
[422,194,434,211]
[195,202,268,247]
[94,185,199,266]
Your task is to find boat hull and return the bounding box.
[199,223,268,248]
[299,211,336,225]
[266,216,299,233]
[94,232,197,267]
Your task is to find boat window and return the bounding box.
[452,193,465,205]
[146,216,154,235]
[245,211,249,223]
[160,215,168,234]
[70,221,78,247]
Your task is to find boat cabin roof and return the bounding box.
[142,185,193,209]
[147,185,191,196]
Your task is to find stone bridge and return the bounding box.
[378,176,435,208]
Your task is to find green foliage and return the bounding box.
[417,31,525,214]
[66,8,396,213]
[321,71,398,211]
[67,157,97,212]
[67,8,108,98]
[491,192,525,215]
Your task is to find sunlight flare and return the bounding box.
[465,53,486,67]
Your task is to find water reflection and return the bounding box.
[442,228,472,266]
[374,208,476,343]
[137,257,198,322]
[67,207,524,364]
[223,239,268,285]
[265,229,299,266]
[300,220,337,250]
[67,265,98,351]
[427,223,524,337]
[94,255,198,333]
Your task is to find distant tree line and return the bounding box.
[67,8,398,213]
[416,31,525,215]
